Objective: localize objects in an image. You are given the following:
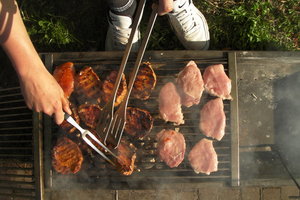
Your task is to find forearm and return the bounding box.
[0,0,43,78]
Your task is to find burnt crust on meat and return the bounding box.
[124,107,153,139]
[78,103,101,129]
[52,136,83,174]
[75,66,102,104]
[132,62,157,100]
[101,70,127,107]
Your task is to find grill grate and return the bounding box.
[43,51,239,189]
[0,86,36,199]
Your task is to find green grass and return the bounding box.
[18,0,299,52]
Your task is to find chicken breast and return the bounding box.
[124,107,153,139]
[203,64,232,100]
[159,82,184,125]
[52,136,83,175]
[176,60,204,107]
[53,62,75,98]
[200,98,226,141]
[75,66,102,104]
[156,129,186,168]
[132,62,157,100]
[188,138,218,175]
[101,70,127,107]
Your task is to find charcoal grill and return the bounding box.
[0,51,240,199]
[42,51,240,190]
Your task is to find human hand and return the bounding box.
[157,0,174,16]
[18,62,72,125]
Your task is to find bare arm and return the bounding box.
[0,0,71,124]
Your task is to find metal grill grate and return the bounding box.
[0,86,36,199]
[43,51,239,189]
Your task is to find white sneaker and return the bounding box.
[105,11,141,51]
[167,0,210,50]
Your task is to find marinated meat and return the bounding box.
[188,138,218,175]
[53,62,76,98]
[200,98,226,141]
[60,102,80,134]
[159,82,184,125]
[132,62,157,100]
[124,107,153,139]
[176,60,204,107]
[156,129,186,168]
[78,103,101,129]
[101,70,127,107]
[203,64,232,100]
[52,136,83,174]
[75,66,102,104]
[114,139,137,176]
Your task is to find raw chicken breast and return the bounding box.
[159,82,184,125]
[176,61,204,107]
[203,64,232,100]
[188,138,218,175]
[200,98,226,141]
[156,129,186,168]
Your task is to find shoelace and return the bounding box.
[112,26,132,47]
[175,6,200,36]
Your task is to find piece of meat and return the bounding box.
[159,82,184,125]
[200,98,226,141]
[60,102,80,134]
[113,139,137,176]
[52,136,83,174]
[203,64,232,100]
[78,103,101,129]
[132,62,157,100]
[124,107,153,139]
[53,62,75,98]
[156,129,186,168]
[101,70,127,107]
[188,138,218,175]
[75,66,102,104]
[176,60,204,107]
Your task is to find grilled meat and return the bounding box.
[124,107,153,139]
[188,138,218,175]
[75,66,102,104]
[176,61,204,107]
[200,98,226,141]
[60,102,80,134]
[53,62,76,98]
[159,82,184,125]
[156,129,186,168]
[203,64,232,100]
[52,136,83,174]
[114,139,137,176]
[78,103,101,129]
[101,70,127,107]
[132,62,157,100]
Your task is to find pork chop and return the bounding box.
[200,98,226,141]
[188,138,218,175]
[53,62,75,98]
[156,129,186,168]
[176,61,204,107]
[203,64,232,100]
[159,82,184,125]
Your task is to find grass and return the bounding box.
[18,0,300,51]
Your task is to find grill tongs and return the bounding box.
[96,0,158,148]
[64,113,117,166]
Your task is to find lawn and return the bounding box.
[16,0,300,52]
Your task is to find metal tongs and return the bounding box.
[64,113,117,166]
[96,0,158,148]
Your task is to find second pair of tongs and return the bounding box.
[96,0,158,148]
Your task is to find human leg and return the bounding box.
[105,0,140,51]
